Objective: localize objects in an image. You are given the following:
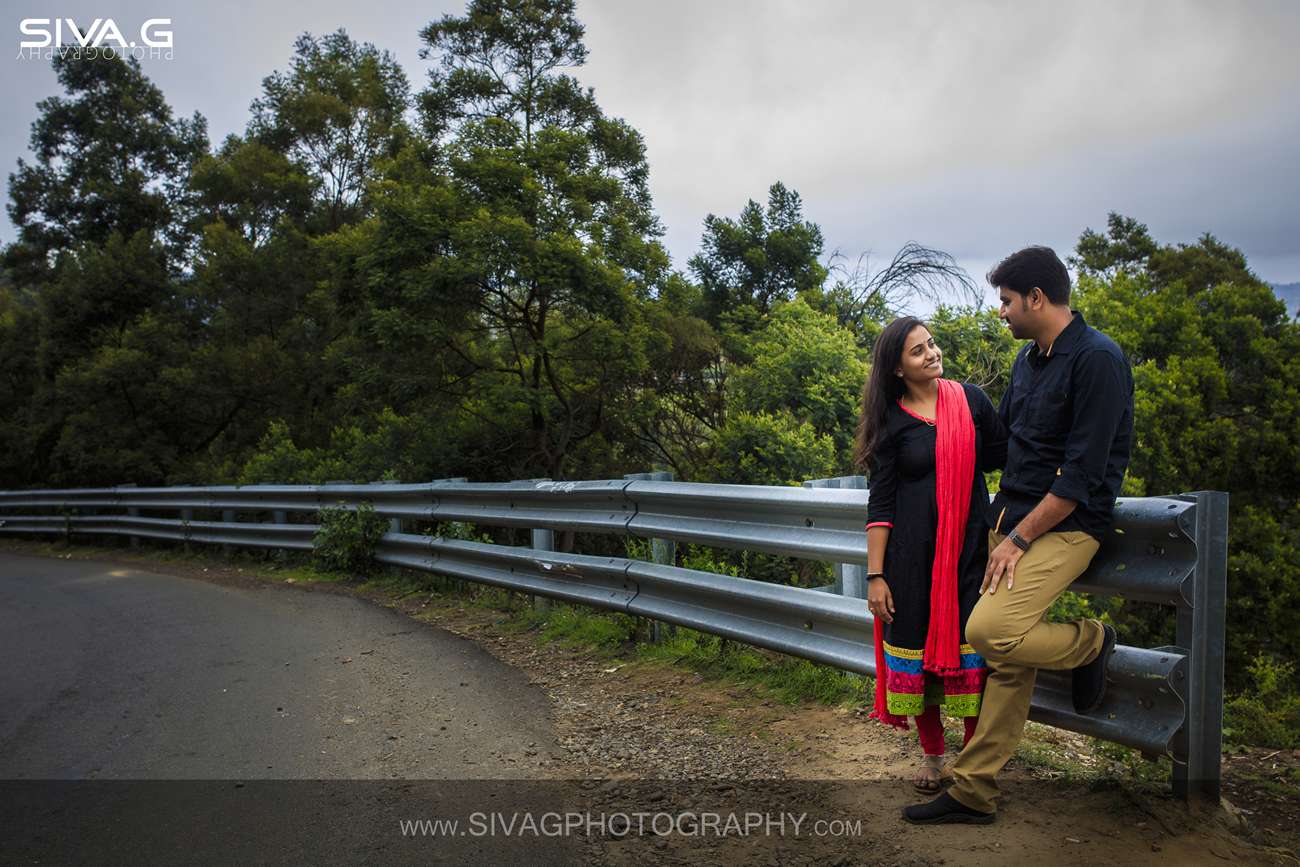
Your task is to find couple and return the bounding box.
[853,245,1134,825]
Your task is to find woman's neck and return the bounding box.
[902,378,939,405]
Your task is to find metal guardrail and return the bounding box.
[0,479,1227,802]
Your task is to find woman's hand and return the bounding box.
[868,577,894,624]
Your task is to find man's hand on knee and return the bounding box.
[982,538,1025,595]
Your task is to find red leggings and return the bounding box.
[914,705,979,756]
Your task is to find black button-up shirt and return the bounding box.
[988,311,1134,541]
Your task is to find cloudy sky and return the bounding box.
[4,0,1298,298]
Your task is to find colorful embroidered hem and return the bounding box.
[881,640,988,717]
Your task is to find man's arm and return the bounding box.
[982,493,1077,594]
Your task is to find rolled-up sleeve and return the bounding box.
[1050,349,1128,505]
[866,433,898,529]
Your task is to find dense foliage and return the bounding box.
[2,2,1297,695]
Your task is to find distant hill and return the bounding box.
[1272,282,1300,317]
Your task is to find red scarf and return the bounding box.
[871,379,976,727]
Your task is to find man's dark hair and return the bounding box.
[987,246,1071,305]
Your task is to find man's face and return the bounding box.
[998,287,1032,339]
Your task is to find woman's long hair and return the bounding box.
[853,316,928,473]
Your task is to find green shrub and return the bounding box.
[435,520,493,544]
[1223,654,1300,748]
[312,502,389,577]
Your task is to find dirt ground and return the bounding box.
[6,539,1298,866]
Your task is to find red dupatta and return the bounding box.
[870,378,976,728]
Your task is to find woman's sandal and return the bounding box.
[912,755,948,794]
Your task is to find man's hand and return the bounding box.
[982,537,1025,595]
[868,577,894,624]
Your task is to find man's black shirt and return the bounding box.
[988,311,1134,541]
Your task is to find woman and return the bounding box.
[853,316,1007,794]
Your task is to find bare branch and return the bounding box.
[826,242,982,324]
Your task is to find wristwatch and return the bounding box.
[1007,529,1031,552]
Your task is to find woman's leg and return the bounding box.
[914,704,945,756]
[963,714,979,748]
[913,705,947,792]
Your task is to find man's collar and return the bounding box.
[1031,310,1086,359]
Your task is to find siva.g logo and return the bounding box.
[17,17,173,60]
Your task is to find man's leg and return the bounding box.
[946,530,1102,814]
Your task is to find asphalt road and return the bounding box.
[0,551,582,864]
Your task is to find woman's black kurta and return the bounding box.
[866,382,1008,716]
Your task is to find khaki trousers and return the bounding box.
[948,530,1104,814]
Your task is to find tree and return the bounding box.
[823,244,982,347]
[249,29,412,232]
[1068,211,1158,279]
[171,31,417,477]
[618,273,726,479]
[5,53,207,274]
[376,0,672,478]
[1071,220,1300,687]
[190,136,314,248]
[0,280,41,485]
[0,53,209,484]
[925,305,1020,395]
[728,298,868,459]
[679,297,865,488]
[689,181,827,329]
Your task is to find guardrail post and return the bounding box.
[431,478,469,593]
[370,480,403,534]
[531,526,555,614]
[625,471,677,641]
[802,475,868,599]
[1172,491,1229,804]
[181,507,194,552]
[516,478,554,613]
[120,483,139,549]
[221,508,235,558]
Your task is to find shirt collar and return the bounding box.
[1031,310,1086,359]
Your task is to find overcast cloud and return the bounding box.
[4,0,1298,294]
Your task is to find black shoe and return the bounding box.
[1072,623,1117,714]
[901,791,995,825]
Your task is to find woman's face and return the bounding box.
[895,325,943,384]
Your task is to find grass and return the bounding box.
[635,628,869,706]
[1238,774,1300,799]
[1006,721,1173,792]
[539,605,638,649]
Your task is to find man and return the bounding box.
[903,245,1134,825]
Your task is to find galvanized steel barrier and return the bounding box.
[0,479,1228,802]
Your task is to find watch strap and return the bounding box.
[1008,529,1031,552]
